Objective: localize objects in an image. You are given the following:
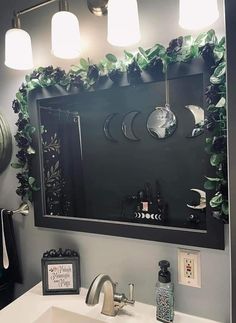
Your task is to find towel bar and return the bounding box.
[3,203,29,216]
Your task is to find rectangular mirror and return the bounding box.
[29,58,224,249]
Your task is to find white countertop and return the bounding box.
[0,283,222,323]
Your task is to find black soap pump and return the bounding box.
[156,260,174,322]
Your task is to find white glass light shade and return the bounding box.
[107,0,140,47]
[5,28,33,70]
[179,0,219,30]
[51,11,80,59]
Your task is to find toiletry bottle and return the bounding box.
[155,181,168,222]
[156,260,174,323]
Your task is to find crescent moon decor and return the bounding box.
[187,188,206,209]
[103,113,118,142]
[185,105,205,138]
[121,111,140,141]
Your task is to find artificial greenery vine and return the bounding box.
[11,29,228,222]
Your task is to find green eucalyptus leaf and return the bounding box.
[11,162,23,169]
[28,177,35,186]
[210,154,223,166]
[147,44,166,60]
[219,36,226,48]
[204,180,216,190]
[70,65,81,72]
[138,47,148,61]
[136,53,149,69]
[194,32,208,47]
[210,61,226,84]
[206,137,213,144]
[222,201,229,215]
[80,58,89,70]
[25,75,30,82]
[16,92,24,102]
[210,193,223,208]
[213,46,224,63]
[106,53,117,63]
[206,29,217,44]
[205,177,221,182]
[124,50,134,60]
[183,35,194,46]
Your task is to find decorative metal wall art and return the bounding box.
[0,113,12,173]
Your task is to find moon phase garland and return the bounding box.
[12,29,227,222]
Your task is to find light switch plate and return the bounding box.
[178,248,201,288]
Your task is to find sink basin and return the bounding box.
[33,307,105,323]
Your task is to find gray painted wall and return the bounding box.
[0,1,230,322]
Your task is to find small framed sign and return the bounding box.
[41,249,80,295]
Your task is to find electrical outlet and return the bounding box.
[178,248,201,288]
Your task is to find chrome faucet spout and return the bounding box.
[86,273,135,317]
[86,274,117,316]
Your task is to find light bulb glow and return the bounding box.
[107,0,140,47]
[5,28,33,70]
[51,11,80,59]
[179,0,219,30]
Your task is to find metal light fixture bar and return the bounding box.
[15,0,58,17]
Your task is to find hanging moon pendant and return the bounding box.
[147,104,177,139]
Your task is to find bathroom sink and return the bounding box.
[33,306,105,323]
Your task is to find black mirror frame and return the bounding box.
[28,58,224,250]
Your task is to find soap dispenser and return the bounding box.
[156,260,174,322]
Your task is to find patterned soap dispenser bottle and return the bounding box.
[156,260,174,322]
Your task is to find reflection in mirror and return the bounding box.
[40,108,86,217]
[38,73,207,230]
[147,104,177,139]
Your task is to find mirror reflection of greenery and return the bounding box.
[11,29,227,222]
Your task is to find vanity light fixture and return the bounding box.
[87,0,108,16]
[5,0,80,71]
[5,13,33,70]
[179,0,219,30]
[107,0,141,47]
[51,0,80,59]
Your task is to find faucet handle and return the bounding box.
[113,282,118,293]
[126,283,135,305]
[128,283,134,302]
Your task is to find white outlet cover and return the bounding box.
[178,248,201,288]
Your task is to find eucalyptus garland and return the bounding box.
[11,29,228,222]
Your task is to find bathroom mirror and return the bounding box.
[29,58,224,249]
[0,113,12,173]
